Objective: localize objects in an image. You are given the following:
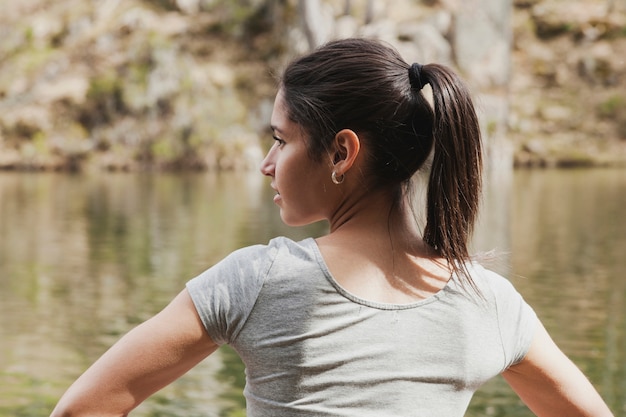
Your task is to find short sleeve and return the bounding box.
[484,269,538,370]
[186,243,276,345]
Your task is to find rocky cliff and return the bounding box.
[510,0,626,167]
[0,0,624,171]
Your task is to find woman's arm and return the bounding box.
[502,319,613,417]
[50,289,218,417]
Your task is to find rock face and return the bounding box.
[510,0,626,167]
[0,0,274,171]
[0,0,624,171]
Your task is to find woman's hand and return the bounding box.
[50,289,218,417]
[503,320,614,417]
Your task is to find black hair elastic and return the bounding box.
[408,62,426,90]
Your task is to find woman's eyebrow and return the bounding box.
[270,125,284,134]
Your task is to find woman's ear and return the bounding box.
[331,129,361,175]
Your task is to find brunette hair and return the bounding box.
[280,38,482,284]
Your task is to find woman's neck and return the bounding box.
[325,186,438,258]
[316,190,451,303]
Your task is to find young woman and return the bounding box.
[50,38,613,417]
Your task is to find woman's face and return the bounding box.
[260,89,333,226]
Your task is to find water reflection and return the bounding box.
[0,169,624,416]
[467,168,626,417]
[509,169,626,416]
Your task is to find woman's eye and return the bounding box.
[273,135,285,146]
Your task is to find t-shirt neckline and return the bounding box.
[301,237,455,311]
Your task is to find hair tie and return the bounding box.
[408,62,426,90]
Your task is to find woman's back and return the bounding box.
[187,237,536,416]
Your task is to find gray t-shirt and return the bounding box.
[187,237,537,417]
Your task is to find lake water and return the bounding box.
[0,168,624,416]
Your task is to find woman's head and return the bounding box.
[280,38,434,189]
[278,38,483,284]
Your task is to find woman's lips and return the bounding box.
[271,184,281,203]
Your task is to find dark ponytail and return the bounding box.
[419,64,483,284]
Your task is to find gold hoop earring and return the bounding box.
[331,171,344,185]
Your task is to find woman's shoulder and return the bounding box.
[241,235,315,250]
[265,236,319,259]
[223,236,317,266]
[458,262,527,303]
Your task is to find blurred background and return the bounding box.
[0,0,624,416]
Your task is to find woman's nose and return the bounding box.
[260,149,274,176]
